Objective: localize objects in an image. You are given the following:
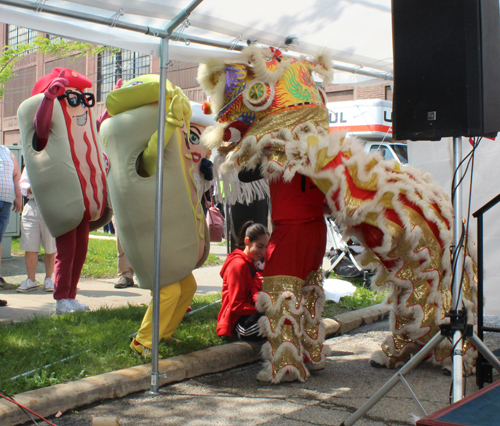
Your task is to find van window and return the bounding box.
[369,144,408,164]
[369,145,395,161]
[392,145,408,164]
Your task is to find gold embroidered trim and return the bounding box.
[263,275,305,307]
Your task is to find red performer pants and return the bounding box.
[53,220,89,300]
[258,174,327,383]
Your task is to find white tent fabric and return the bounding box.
[0,1,244,62]
[0,0,393,76]
[409,139,500,316]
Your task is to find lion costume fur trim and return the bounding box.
[220,121,476,368]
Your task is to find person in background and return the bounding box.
[95,81,136,291]
[16,168,56,293]
[103,220,115,235]
[112,217,135,289]
[216,221,269,341]
[0,145,22,285]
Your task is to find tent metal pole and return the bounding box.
[0,0,166,35]
[0,0,239,50]
[164,0,204,35]
[331,62,393,81]
[147,0,205,395]
[148,36,169,395]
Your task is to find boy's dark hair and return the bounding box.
[237,221,269,249]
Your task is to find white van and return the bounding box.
[362,142,408,166]
[326,100,408,166]
[327,99,393,141]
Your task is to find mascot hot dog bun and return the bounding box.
[100,75,209,290]
[18,68,108,237]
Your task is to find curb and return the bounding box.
[0,304,389,426]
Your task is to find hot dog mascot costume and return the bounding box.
[17,68,109,314]
[99,75,209,357]
[198,46,477,383]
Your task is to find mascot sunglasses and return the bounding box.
[57,90,95,108]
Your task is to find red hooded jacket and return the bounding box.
[216,248,262,337]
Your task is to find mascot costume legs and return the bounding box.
[197,47,477,383]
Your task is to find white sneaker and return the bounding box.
[68,299,90,312]
[17,278,38,293]
[56,299,75,315]
[43,278,55,292]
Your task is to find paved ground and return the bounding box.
[0,240,227,323]
[21,320,500,426]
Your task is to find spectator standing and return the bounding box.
[0,145,22,305]
[16,168,56,293]
[112,217,135,289]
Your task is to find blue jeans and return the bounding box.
[0,201,12,243]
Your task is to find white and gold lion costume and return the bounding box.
[198,46,477,383]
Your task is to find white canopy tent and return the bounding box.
[0,0,394,84]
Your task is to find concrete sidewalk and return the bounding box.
[0,242,227,323]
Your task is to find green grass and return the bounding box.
[322,273,387,318]
[11,237,46,261]
[90,230,109,236]
[10,237,223,280]
[0,293,225,395]
[204,253,223,267]
[81,238,118,278]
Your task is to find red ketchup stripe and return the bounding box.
[61,102,91,221]
[88,109,107,215]
[83,132,101,210]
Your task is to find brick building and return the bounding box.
[0,24,393,147]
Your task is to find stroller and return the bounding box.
[325,217,372,287]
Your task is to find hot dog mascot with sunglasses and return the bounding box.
[18,68,109,315]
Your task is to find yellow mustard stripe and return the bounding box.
[176,130,205,241]
[188,166,206,238]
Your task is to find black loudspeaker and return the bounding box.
[392,0,500,141]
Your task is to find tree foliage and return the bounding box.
[0,35,111,100]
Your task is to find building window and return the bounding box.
[7,25,36,46]
[97,49,151,101]
[48,33,73,43]
[385,85,393,101]
[3,66,37,117]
